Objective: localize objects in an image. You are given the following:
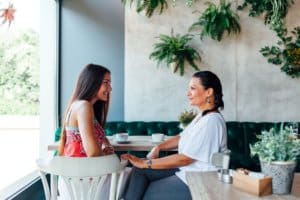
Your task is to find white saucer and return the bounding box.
[116,141,130,144]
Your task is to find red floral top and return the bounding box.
[63,120,105,157]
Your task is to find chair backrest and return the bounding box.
[36,154,125,200]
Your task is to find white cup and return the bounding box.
[151,133,164,143]
[115,133,129,142]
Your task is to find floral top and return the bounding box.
[63,120,105,157]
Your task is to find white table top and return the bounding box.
[186,171,299,200]
[48,135,177,152]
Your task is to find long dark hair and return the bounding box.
[192,71,224,116]
[58,64,110,155]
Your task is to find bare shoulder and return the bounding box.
[73,100,93,114]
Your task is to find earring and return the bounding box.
[206,97,211,104]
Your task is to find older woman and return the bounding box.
[121,71,227,200]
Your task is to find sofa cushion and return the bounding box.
[54,121,300,172]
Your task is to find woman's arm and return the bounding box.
[157,135,180,151]
[147,135,180,159]
[122,153,194,169]
[77,101,103,157]
[102,136,114,155]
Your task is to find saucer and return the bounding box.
[150,140,163,144]
[116,141,130,144]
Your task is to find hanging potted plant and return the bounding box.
[149,30,201,76]
[189,0,241,41]
[250,124,300,194]
[260,26,300,78]
[121,0,168,18]
[237,0,294,30]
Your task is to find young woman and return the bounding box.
[121,71,228,200]
[58,63,114,157]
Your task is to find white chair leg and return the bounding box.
[39,171,50,200]
[109,173,117,200]
[116,170,125,200]
[50,174,58,200]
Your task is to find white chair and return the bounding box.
[36,154,127,200]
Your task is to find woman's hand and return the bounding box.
[102,145,114,155]
[146,146,160,159]
[121,154,146,168]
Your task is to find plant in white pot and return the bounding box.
[250,124,300,194]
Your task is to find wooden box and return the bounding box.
[233,171,272,196]
[292,173,300,197]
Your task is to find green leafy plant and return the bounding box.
[250,125,300,163]
[121,0,168,18]
[149,31,201,76]
[260,26,300,78]
[237,0,294,30]
[189,0,241,41]
[178,109,198,126]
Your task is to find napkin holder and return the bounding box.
[232,170,272,196]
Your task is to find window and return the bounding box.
[0,0,58,196]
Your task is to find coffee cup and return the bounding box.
[115,133,129,142]
[151,133,164,143]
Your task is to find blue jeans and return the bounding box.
[122,167,192,200]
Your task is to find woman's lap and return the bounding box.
[143,175,192,200]
[123,167,179,200]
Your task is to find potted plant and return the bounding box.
[260,26,300,78]
[121,0,168,18]
[149,30,201,76]
[178,109,198,129]
[237,0,294,30]
[189,0,241,41]
[250,124,300,194]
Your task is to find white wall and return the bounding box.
[124,0,300,122]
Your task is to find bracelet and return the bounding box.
[146,159,152,169]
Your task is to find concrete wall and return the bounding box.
[124,0,300,122]
[60,0,124,121]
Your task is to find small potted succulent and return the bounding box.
[250,124,300,194]
[178,109,198,129]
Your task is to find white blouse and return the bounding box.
[176,112,227,184]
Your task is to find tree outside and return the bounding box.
[0,29,39,114]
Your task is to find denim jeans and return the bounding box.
[122,167,192,200]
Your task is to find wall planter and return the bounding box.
[189,0,241,41]
[121,0,168,18]
[238,0,294,30]
[149,31,201,76]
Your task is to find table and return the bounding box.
[48,135,177,152]
[186,171,299,200]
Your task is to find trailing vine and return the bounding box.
[237,0,294,30]
[260,26,300,78]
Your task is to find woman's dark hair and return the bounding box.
[193,71,224,116]
[58,64,110,155]
[73,64,110,126]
